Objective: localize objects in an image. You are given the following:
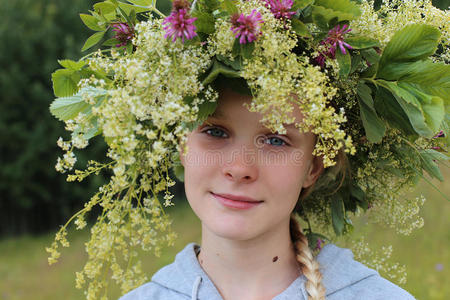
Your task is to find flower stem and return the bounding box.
[80,48,112,61]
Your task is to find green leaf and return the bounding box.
[51,88,107,142]
[94,1,116,12]
[328,17,339,29]
[418,149,448,181]
[184,119,203,132]
[171,151,185,182]
[350,183,368,211]
[361,48,380,65]
[442,114,450,146]
[349,54,362,74]
[126,42,133,54]
[357,82,386,142]
[404,61,450,102]
[311,8,331,30]
[360,64,377,78]
[81,31,105,52]
[50,95,90,122]
[58,59,86,71]
[127,0,153,6]
[216,54,242,70]
[315,0,361,17]
[80,13,105,31]
[52,69,81,97]
[93,2,117,20]
[102,38,121,46]
[221,0,238,15]
[312,0,361,26]
[378,80,445,137]
[292,0,315,10]
[198,99,218,121]
[378,24,440,78]
[341,186,356,212]
[232,38,240,57]
[305,232,330,251]
[336,50,351,77]
[192,11,216,34]
[240,42,255,59]
[79,68,110,84]
[129,9,137,25]
[71,117,101,141]
[291,18,311,37]
[50,87,107,122]
[194,0,221,13]
[117,1,150,14]
[373,86,418,137]
[173,162,185,182]
[202,59,241,86]
[116,5,133,24]
[184,34,202,46]
[377,60,450,101]
[345,36,380,49]
[331,193,345,235]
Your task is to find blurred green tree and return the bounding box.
[0,0,106,235]
[433,0,448,9]
[0,0,172,236]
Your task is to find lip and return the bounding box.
[211,192,263,210]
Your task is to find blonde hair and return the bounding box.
[290,216,326,300]
[290,149,349,300]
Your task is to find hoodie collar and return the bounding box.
[317,243,378,296]
[151,243,222,299]
[151,242,377,299]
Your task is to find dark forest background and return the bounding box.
[0,0,447,236]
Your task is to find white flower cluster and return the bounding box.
[50,17,214,299]
[352,237,407,285]
[370,193,426,235]
[351,0,449,53]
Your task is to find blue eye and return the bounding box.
[266,136,288,147]
[203,127,227,138]
[202,126,289,147]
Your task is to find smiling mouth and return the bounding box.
[210,192,263,203]
[210,192,263,209]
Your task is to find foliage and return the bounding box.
[45,0,448,298]
[0,0,173,236]
[0,0,107,235]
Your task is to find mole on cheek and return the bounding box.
[272,256,278,262]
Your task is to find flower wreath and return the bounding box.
[47,0,449,298]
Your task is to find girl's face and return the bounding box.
[180,88,323,241]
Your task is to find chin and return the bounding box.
[203,214,260,241]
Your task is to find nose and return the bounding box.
[222,144,259,183]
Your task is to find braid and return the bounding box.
[290,215,326,300]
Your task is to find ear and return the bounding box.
[302,155,324,188]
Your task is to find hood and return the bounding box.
[151,242,378,300]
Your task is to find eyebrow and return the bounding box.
[210,110,226,119]
[208,112,298,132]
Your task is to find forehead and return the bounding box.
[210,89,305,132]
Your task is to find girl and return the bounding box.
[119,79,415,299]
[48,0,447,299]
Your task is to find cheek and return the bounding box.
[263,163,306,208]
[182,146,217,210]
[183,164,206,222]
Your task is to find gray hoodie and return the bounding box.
[119,242,415,300]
